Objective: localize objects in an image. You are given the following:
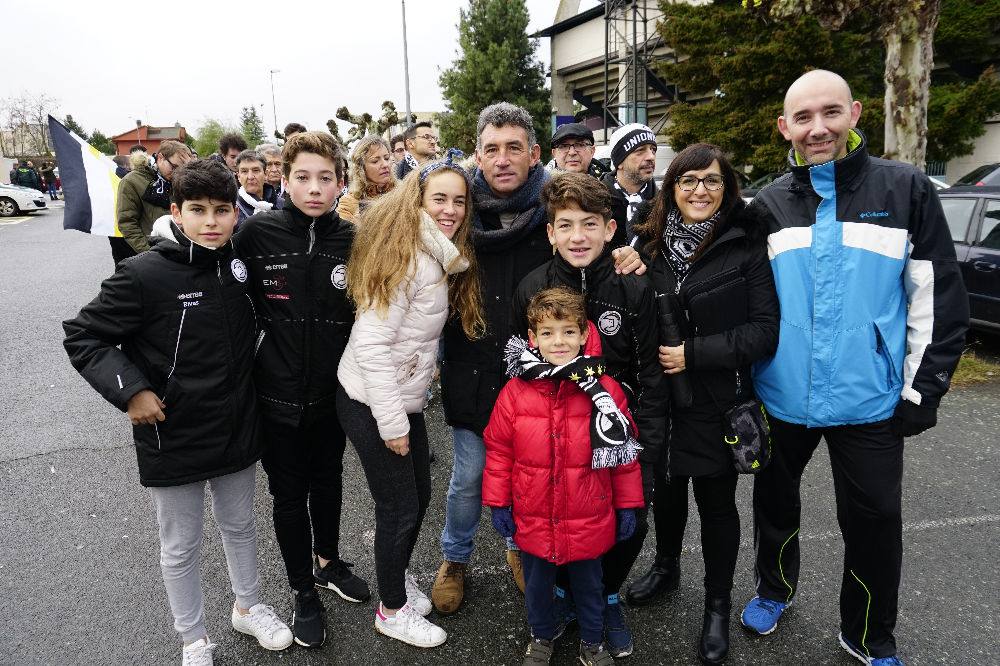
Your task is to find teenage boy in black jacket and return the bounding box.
[63,159,292,665]
[232,131,368,649]
[510,171,667,658]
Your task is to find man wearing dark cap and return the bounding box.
[601,123,658,248]
[550,122,609,179]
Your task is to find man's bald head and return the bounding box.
[778,69,863,165]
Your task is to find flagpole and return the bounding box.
[270,69,281,138]
[401,0,412,124]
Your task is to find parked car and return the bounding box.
[0,182,47,217]
[952,163,1000,188]
[940,189,1000,331]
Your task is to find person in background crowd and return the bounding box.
[114,140,192,264]
[113,155,131,179]
[337,149,483,648]
[283,123,306,140]
[484,287,644,666]
[214,133,247,173]
[12,160,40,190]
[235,149,282,229]
[549,123,609,179]
[395,121,439,180]
[41,161,58,200]
[257,143,284,193]
[741,70,968,666]
[63,159,293,666]
[390,133,406,167]
[233,132,370,649]
[601,124,658,248]
[630,143,779,665]
[336,136,396,223]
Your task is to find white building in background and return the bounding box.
[536,1,1000,184]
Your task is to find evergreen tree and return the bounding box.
[63,114,88,140]
[657,0,1000,173]
[88,130,116,155]
[240,106,266,146]
[438,0,550,155]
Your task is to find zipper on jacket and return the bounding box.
[307,220,316,254]
[166,309,187,381]
[874,326,892,389]
[216,260,239,436]
[580,267,587,295]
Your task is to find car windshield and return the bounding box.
[954,163,1000,186]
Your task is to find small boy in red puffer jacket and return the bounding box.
[483,286,645,665]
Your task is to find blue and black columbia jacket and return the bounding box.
[751,130,968,427]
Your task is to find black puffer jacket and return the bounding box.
[233,203,354,427]
[510,247,667,464]
[63,222,260,487]
[633,200,779,477]
[601,171,657,249]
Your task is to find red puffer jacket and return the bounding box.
[482,323,645,564]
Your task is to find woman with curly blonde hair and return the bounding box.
[336,150,483,648]
[336,135,396,222]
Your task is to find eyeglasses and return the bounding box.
[676,175,724,192]
[165,159,182,170]
[415,134,439,143]
[553,142,593,152]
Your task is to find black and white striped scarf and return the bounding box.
[661,206,719,293]
[503,336,641,469]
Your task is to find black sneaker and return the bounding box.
[292,588,326,648]
[579,640,614,665]
[314,558,371,603]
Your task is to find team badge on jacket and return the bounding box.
[598,310,622,335]
[231,258,248,283]
[331,264,347,289]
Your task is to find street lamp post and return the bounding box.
[401,0,412,125]
[269,69,280,138]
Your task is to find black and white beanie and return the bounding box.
[610,123,657,169]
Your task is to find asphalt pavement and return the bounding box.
[1,208,997,665]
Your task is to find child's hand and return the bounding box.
[611,246,647,275]
[490,506,515,538]
[127,390,166,425]
[385,435,410,456]
[616,509,636,542]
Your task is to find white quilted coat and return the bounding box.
[338,211,470,440]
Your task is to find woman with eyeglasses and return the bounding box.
[336,136,397,223]
[627,143,778,665]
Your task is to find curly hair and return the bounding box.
[347,136,396,200]
[347,165,485,340]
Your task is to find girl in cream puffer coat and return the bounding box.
[336,154,484,648]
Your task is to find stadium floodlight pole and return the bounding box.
[270,69,280,138]
[401,0,412,125]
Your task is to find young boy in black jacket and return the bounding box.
[232,131,368,648]
[510,171,667,658]
[63,159,292,666]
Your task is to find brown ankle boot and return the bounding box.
[507,549,526,594]
[431,561,466,614]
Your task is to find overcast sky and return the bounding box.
[1,0,601,141]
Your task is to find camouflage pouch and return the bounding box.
[723,399,772,474]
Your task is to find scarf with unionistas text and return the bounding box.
[661,205,720,293]
[503,335,641,469]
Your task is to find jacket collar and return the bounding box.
[550,243,614,290]
[284,200,340,235]
[787,128,869,194]
[149,216,232,266]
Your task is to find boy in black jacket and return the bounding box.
[63,159,292,665]
[232,131,368,648]
[510,171,667,658]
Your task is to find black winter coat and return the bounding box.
[510,248,668,464]
[441,210,552,436]
[233,203,354,428]
[634,200,779,477]
[63,223,261,487]
[601,171,657,250]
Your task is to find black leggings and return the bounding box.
[657,473,740,597]
[336,387,431,609]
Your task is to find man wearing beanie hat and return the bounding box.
[550,122,610,179]
[601,123,658,248]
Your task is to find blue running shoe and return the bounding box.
[603,594,633,657]
[552,586,577,640]
[839,632,905,665]
[740,596,788,635]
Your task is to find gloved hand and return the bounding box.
[890,399,937,437]
[640,462,655,507]
[491,506,515,538]
[616,509,636,542]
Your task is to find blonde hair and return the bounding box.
[347,166,485,339]
[348,136,396,199]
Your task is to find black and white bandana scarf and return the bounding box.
[661,206,720,293]
[504,335,641,469]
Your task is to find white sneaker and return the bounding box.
[374,603,447,648]
[181,638,216,666]
[404,570,433,617]
[231,603,294,651]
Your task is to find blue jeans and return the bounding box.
[441,427,517,562]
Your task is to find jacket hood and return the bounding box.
[149,216,233,265]
[787,128,869,194]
